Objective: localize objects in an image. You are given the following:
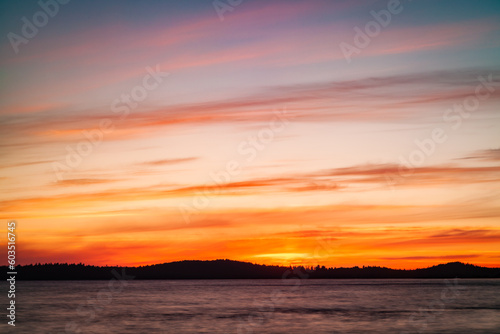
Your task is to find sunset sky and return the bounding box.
[1,0,500,269]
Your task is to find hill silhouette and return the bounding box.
[2,260,500,280]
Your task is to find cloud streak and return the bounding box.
[140,157,199,166]
[3,68,499,154]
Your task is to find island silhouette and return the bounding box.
[3,260,499,280]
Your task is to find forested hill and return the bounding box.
[3,260,500,280]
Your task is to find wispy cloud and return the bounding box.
[312,163,500,188]
[3,68,499,151]
[140,157,199,166]
[2,158,500,220]
[459,148,500,162]
[52,178,123,187]
[381,254,480,261]
[356,19,500,58]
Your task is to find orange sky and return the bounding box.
[1,0,500,269]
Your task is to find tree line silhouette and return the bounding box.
[2,260,499,280]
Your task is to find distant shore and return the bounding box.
[2,260,499,280]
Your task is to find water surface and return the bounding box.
[1,279,499,333]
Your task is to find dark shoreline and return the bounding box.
[3,260,500,280]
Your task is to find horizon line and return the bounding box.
[4,259,499,270]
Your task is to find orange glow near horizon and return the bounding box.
[6,205,500,269]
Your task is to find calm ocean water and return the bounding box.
[1,279,499,333]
